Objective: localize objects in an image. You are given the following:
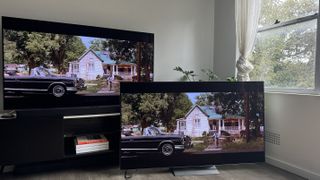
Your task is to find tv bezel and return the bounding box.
[120,81,265,169]
[2,16,154,110]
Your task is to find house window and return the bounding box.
[180,121,186,130]
[72,64,79,73]
[249,0,319,90]
[88,62,95,72]
[194,119,200,128]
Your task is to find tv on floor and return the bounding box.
[2,17,154,109]
[120,82,265,169]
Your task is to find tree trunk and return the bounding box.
[136,42,142,82]
[141,119,149,134]
[244,92,250,143]
[27,58,35,75]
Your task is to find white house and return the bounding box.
[67,49,137,81]
[175,105,245,137]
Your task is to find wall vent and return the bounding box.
[265,130,280,145]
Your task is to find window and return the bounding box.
[88,62,95,72]
[250,0,319,90]
[72,64,79,73]
[194,119,200,128]
[180,121,186,130]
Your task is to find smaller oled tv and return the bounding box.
[120,82,264,169]
[2,17,154,109]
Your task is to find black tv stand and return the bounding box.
[0,105,120,173]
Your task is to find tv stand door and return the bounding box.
[0,115,64,165]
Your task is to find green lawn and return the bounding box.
[222,137,264,151]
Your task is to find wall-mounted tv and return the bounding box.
[120,82,264,169]
[2,17,154,109]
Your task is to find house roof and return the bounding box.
[77,49,136,65]
[183,105,208,119]
[94,51,116,65]
[77,49,102,62]
[199,105,223,119]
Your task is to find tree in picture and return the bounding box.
[4,30,86,74]
[90,39,153,82]
[121,93,192,132]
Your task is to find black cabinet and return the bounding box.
[0,115,63,164]
[0,105,120,170]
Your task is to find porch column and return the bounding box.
[68,63,72,74]
[242,119,245,130]
[218,119,221,135]
[112,65,115,75]
[177,120,180,131]
[238,119,241,131]
[134,65,137,75]
[116,65,119,75]
[222,120,225,130]
[131,65,134,76]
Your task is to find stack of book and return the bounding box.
[75,134,109,154]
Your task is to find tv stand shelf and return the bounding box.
[0,105,121,172]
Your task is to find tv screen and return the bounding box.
[120,82,264,169]
[2,17,154,109]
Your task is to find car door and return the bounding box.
[4,76,21,92]
[18,76,50,92]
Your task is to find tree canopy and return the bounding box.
[250,0,318,88]
[4,30,86,74]
[90,39,153,81]
[121,93,192,132]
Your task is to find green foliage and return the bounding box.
[222,138,264,151]
[226,76,237,82]
[195,93,215,106]
[49,34,86,73]
[4,30,86,74]
[173,66,197,81]
[201,69,219,81]
[173,66,221,81]
[194,91,264,143]
[91,39,153,81]
[121,93,192,131]
[259,0,318,26]
[250,0,318,88]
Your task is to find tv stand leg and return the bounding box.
[124,169,133,179]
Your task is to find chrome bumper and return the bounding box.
[67,87,78,92]
[175,145,185,150]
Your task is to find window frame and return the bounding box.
[253,1,320,94]
[194,118,200,128]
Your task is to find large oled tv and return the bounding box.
[2,17,154,109]
[120,82,264,169]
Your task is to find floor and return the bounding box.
[1,163,305,180]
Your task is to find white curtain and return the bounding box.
[236,0,262,81]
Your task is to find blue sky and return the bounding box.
[186,93,202,104]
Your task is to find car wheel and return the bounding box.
[160,143,174,156]
[51,84,66,97]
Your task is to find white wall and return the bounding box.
[265,93,320,179]
[213,1,320,179]
[213,0,236,80]
[0,0,215,111]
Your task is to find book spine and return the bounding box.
[77,139,108,145]
[76,143,109,150]
[76,146,109,154]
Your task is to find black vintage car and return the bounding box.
[121,126,186,156]
[4,67,78,98]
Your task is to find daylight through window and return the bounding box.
[249,0,319,90]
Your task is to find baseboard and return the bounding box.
[266,156,320,180]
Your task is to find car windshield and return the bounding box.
[144,127,162,136]
[31,66,52,77]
